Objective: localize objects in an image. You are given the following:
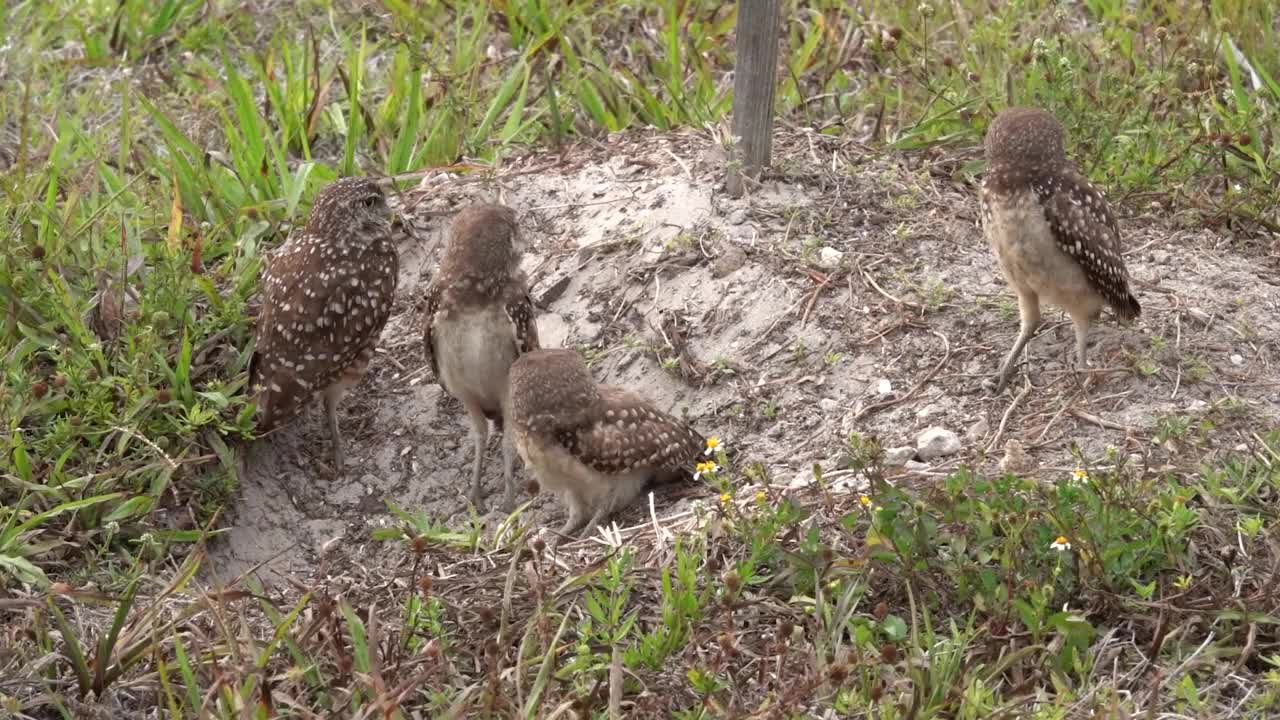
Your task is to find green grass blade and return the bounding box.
[49,599,92,697]
[387,65,422,174]
[172,632,202,714]
[474,58,529,148]
[521,605,573,719]
[93,576,140,694]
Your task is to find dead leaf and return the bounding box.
[166,170,183,254]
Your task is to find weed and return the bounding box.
[790,338,808,362]
[1184,354,1212,382]
[761,398,781,421]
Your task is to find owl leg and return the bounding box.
[498,429,518,513]
[322,386,345,473]
[463,402,490,510]
[1067,308,1094,388]
[252,379,273,431]
[578,503,613,542]
[579,475,648,540]
[993,291,1041,393]
[552,491,590,548]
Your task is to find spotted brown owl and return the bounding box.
[980,106,1140,392]
[421,204,540,511]
[507,348,704,544]
[249,176,399,471]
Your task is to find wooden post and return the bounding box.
[725,0,781,198]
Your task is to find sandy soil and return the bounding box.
[204,128,1280,586]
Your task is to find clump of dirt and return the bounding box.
[206,128,1280,586]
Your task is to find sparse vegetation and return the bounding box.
[2,0,1279,717]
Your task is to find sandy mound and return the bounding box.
[205,128,1280,585]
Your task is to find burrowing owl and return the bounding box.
[422,204,539,512]
[249,176,399,470]
[980,106,1141,392]
[506,348,705,544]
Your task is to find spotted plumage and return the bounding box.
[421,203,540,511]
[980,106,1141,392]
[249,176,399,471]
[507,348,704,544]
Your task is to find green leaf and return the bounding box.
[94,576,140,694]
[49,598,91,696]
[172,633,202,713]
[103,495,154,524]
[880,614,908,641]
[523,607,574,719]
[284,161,318,217]
[577,77,616,130]
[6,493,124,542]
[341,30,372,175]
[387,67,423,174]
[9,432,33,481]
[339,600,371,673]
[474,59,529,147]
[499,65,533,143]
[0,553,49,587]
[257,592,311,670]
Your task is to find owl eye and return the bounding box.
[363,195,380,208]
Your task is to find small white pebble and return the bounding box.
[917,427,962,460]
[817,247,844,268]
[1230,354,1244,365]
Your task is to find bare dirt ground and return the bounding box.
[206,128,1280,586]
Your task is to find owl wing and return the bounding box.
[1035,169,1141,319]
[419,282,443,381]
[250,236,388,431]
[504,280,540,357]
[567,386,703,478]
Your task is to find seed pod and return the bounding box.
[880,643,899,664]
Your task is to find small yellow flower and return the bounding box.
[859,494,873,507]
[1050,536,1071,552]
[694,461,719,480]
[704,436,723,456]
[1071,468,1089,483]
[754,490,767,504]
[719,492,733,505]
